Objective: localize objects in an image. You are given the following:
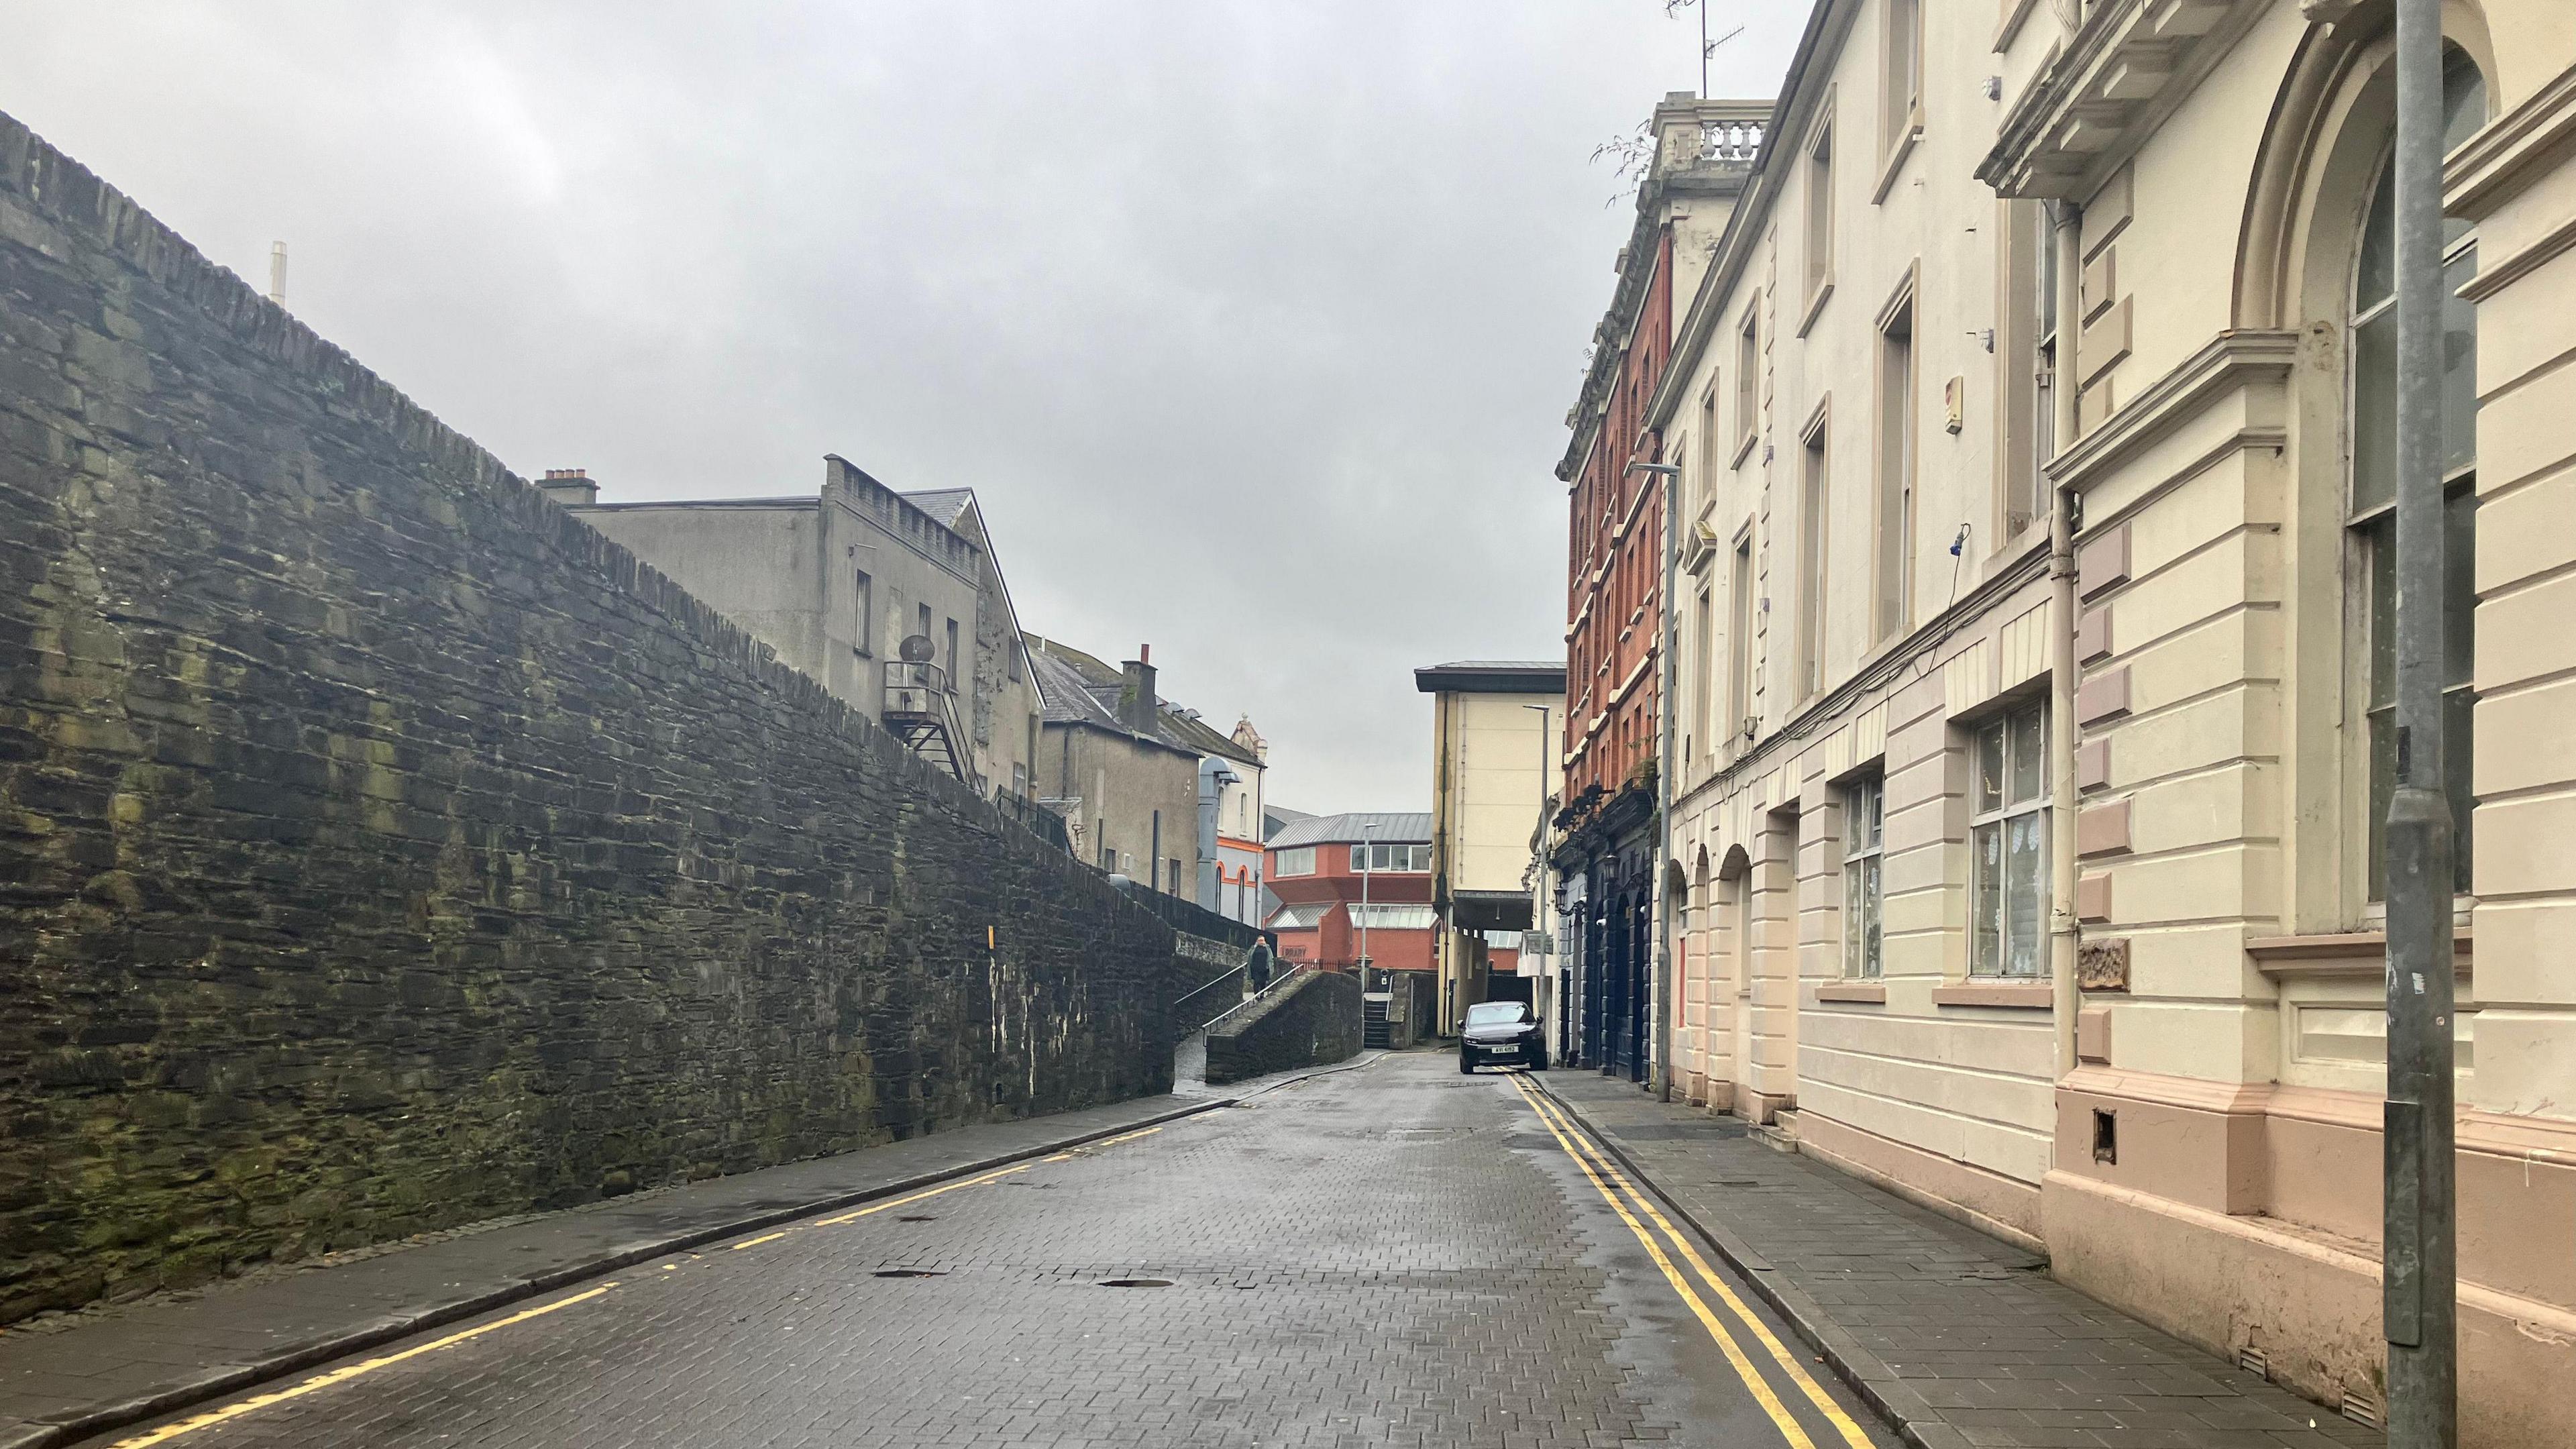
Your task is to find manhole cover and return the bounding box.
[1097,1277,1173,1289]
[873,1268,945,1279]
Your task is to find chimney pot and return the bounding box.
[536,468,598,506]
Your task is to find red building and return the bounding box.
[1262,812,1436,975]
[1552,95,1761,1081]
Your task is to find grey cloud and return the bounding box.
[1,0,1802,810]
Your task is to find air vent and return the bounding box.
[2339,1387,2384,1430]
[2237,1347,2269,1380]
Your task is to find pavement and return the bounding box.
[1536,1071,2385,1449]
[25,1052,1900,1449]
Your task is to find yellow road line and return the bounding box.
[1095,1126,1164,1147]
[812,1163,1032,1226]
[729,1232,788,1250]
[1505,1077,1819,1449]
[105,1284,616,1448]
[1517,1083,1876,1449]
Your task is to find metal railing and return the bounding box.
[1197,964,1310,1036]
[994,788,1071,852]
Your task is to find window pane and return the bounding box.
[1976,722,2006,814]
[1845,861,1867,972]
[2367,704,2395,902]
[2006,812,2045,977]
[2009,706,2044,806]
[2447,685,2475,896]
[2356,166,2394,313]
[2443,46,2488,157]
[2443,246,2479,477]
[2366,516,2396,712]
[1972,822,2002,973]
[2445,488,2477,689]
[2353,308,2396,516]
[1862,855,1882,978]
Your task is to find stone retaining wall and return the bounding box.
[0,111,1176,1321]
[1203,971,1362,1086]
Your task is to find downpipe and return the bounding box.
[2049,200,2083,1081]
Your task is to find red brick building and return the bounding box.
[1550,95,1762,1081]
[1262,812,1436,974]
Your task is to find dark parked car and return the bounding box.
[1458,1001,1545,1073]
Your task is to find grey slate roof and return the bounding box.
[1264,811,1434,849]
[901,488,975,528]
[1024,635,1260,765]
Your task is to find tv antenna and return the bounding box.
[1665,1,1744,98]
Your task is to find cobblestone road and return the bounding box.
[86,1055,1897,1449]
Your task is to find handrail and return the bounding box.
[1199,965,1309,1035]
[1174,967,1248,1009]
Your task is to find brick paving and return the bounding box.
[1538,1073,2385,1449]
[55,1055,1896,1449]
[0,1093,1230,1449]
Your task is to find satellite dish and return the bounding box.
[898,635,936,663]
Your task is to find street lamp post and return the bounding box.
[2384,1,2458,1443]
[1357,822,1379,987]
[1524,702,1554,1064]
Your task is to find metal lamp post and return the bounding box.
[1357,822,1379,987]
[2385,1,2459,1443]
[1524,702,1555,1063]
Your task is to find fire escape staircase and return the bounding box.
[881,660,981,792]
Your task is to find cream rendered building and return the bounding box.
[1417,663,1565,1036]
[1654,2,2575,1444]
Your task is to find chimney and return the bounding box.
[538,468,598,506]
[1121,647,1158,735]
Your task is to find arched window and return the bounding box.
[2347,45,2485,902]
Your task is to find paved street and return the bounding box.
[79,1055,1893,1449]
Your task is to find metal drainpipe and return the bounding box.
[2049,200,2084,1080]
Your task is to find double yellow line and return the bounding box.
[1507,1076,1874,1449]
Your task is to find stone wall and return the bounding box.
[0,111,1177,1322]
[1203,971,1362,1087]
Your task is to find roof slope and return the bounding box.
[1024,635,1260,765]
[1265,811,1434,849]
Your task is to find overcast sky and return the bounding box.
[2,1,1803,812]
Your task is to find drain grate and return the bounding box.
[896,1214,937,1222]
[872,1268,945,1279]
[1097,1277,1173,1288]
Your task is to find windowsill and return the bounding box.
[1731,431,1759,470]
[854,647,873,659]
[1817,982,1887,1004]
[1796,278,1835,338]
[2248,930,2473,981]
[1932,981,2051,1009]
[1872,120,1923,205]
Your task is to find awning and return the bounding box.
[1266,902,1330,930]
[1450,890,1534,933]
[1346,904,1438,930]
